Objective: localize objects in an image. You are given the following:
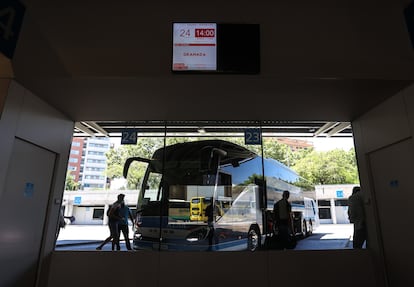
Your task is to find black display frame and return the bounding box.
[171,22,260,75]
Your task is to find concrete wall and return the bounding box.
[62,190,138,225]
[47,250,377,287]
[0,81,74,287]
[353,84,414,287]
[1,81,407,287]
[315,184,358,224]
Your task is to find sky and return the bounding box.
[302,137,355,151]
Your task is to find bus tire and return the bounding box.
[302,220,307,238]
[307,220,313,236]
[248,225,261,252]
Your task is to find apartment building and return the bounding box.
[68,137,111,190]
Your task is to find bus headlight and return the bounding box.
[186,227,209,242]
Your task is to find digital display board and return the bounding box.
[172,23,260,74]
[172,23,217,71]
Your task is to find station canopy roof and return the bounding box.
[73,120,352,138]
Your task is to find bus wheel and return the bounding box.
[248,226,261,251]
[302,220,307,238]
[307,220,313,236]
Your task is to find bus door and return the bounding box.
[123,157,166,250]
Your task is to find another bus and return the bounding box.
[123,139,317,251]
[189,196,211,221]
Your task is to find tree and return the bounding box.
[262,139,295,166]
[291,148,359,186]
[106,138,164,189]
[65,171,80,190]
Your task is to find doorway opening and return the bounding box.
[56,120,360,251]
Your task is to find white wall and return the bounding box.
[353,83,414,287]
[62,189,138,225]
[315,184,357,224]
[0,81,74,287]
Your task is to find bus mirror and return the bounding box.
[123,157,151,178]
[200,147,227,172]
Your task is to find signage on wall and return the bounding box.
[74,196,82,205]
[172,22,260,74]
[24,182,34,197]
[121,129,138,145]
[244,128,262,145]
[172,23,217,71]
[0,0,26,59]
[336,190,344,198]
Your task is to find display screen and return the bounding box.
[172,23,260,74]
[172,23,217,71]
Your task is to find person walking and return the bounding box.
[348,186,367,248]
[96,194,125,251]
[273,190,295,249]
[118,201,135,250]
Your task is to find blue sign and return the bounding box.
[405,2,414,49]
[74,196,82,205]
[121,129,137,145]
[244,128,261,145]
[0,0,25,59]
[336,190,344,198]
[389,180,399,188]
[24,182,34,197]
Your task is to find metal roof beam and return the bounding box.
[82,121,109,136]
[327,122,351,137]
[313,122,338,137]
[74,122,95,136]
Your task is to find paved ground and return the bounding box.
[56,223,354,251]
[295,223,353,250]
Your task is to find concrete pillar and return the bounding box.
[330,198,337,224]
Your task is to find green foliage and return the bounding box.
[65,171,80,191]
[291,148,359,185]
[106,138,164,189]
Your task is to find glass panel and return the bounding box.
[56,120,357,252]
[335,199,348,206]
[123,136,165,251]
[319,208,332,219]
[130,121,265,251]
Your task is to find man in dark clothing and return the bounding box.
[348,186,367,248]
[273,190,295,249]
[96,194,125,251]
[118,202,135,250]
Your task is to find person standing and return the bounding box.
[273,190,295,249]
[118,201,135,250]
[348,186,367,248]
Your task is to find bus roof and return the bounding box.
[152,140,257,166]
